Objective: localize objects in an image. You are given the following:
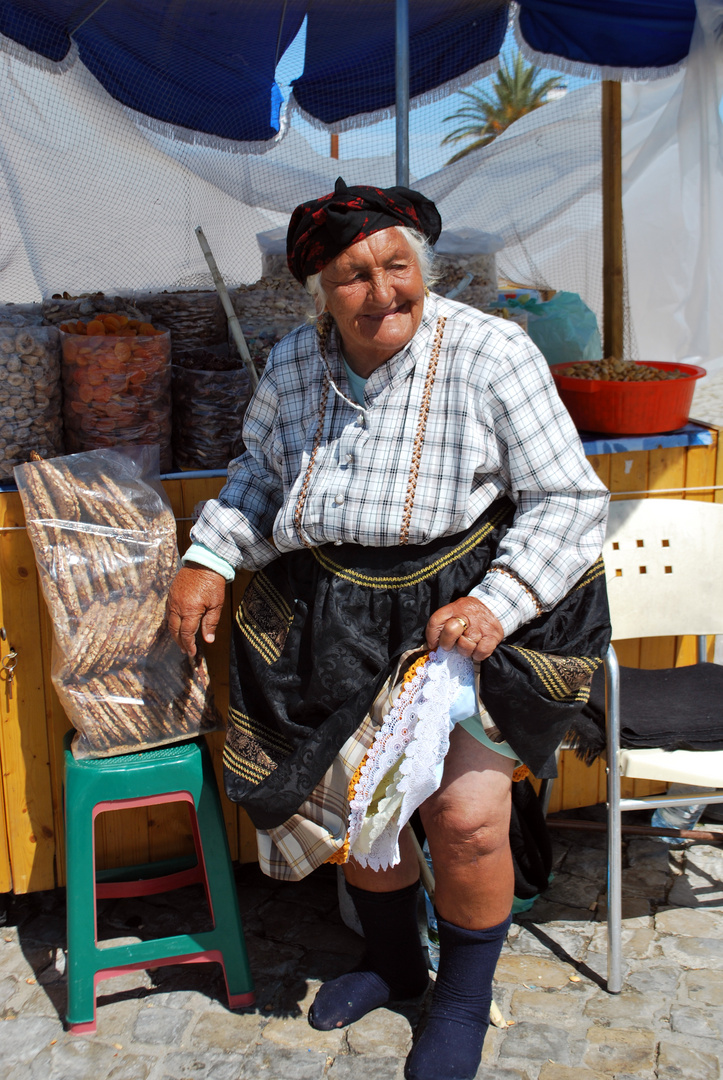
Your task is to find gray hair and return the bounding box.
[304,225,439,318]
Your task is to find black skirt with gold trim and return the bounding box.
[223,498,611,829]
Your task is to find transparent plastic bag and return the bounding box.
[0,325,63,480]
[522,291,603,366]
[15,446,222,758]
[172,346,250,469]
[132,289,226,354]
[42,292,148,327]
[61,327,172,472]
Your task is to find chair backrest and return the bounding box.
[602,498,723,640]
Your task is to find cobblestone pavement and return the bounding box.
[0,811,721,1080]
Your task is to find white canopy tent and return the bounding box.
[0,1,720,374]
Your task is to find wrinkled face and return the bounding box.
[319,228,426,376]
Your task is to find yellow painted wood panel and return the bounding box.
[38,600,70,888]
[96,807,151,874]
[0,494,56,893]
[177,477,240,860]
[647,446,686,496]
[684,442,717,502]
[138,478,198,866]
[608,449,648,499]
[714,424,723,504]
[587,453,612,490]
[0,752,12,892]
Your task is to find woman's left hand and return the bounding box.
[426,598,504,662]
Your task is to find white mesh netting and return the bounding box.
[0,6,720,382]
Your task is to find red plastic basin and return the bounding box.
[550,360,706,435]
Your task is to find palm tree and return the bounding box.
[441,52,566,164]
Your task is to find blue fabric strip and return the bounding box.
[580,422,714,456]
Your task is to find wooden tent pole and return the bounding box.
[602,81,624,359]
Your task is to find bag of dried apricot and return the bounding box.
[60,313,172,472]
[14,445,222,758]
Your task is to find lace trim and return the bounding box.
[324,750,371,866]
[325,844,350,865]
[348,648,474,870]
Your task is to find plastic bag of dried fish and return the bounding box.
[171,347,251,469]
[0,325,64,480]
[14,445,223,758]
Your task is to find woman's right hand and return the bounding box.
[166,564,227,657]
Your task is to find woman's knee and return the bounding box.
[420,793,510,862]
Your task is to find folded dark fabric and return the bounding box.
[569,663,723,761]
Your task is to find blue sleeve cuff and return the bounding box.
[182,543,236,582]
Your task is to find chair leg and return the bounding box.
[194,759,254,1005]
[604,646,623,994]
[64,794,101,1029]
[606,785,623,994]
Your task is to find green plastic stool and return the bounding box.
[63,733,255,1033]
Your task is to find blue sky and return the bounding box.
[275,17,590,177]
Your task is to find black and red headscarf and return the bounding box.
[286,177,442,284]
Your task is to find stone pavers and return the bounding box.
[692,372,723,429]
[0,815,721,1080]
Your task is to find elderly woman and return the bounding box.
[167,179,610,1080]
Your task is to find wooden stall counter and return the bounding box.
[0,422,720,893]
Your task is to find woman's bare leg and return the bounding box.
[419,724,514,927]
[343,819,420,890]
[405,726,515,1079]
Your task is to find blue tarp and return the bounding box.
[290,1,507,126]
[517,0,697,72]
[0,0,308,140]
[0,0,699,142]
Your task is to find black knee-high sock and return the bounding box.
[404,911,512,1080]
[308,881,429,1030]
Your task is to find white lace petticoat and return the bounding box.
[347,647,478,871]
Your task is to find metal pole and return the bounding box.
[395,0,410,187]
[604,644,623,993]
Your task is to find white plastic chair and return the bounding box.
[602,498,723,993]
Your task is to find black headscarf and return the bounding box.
[286,177,442,283]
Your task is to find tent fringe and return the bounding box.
[0,32,78,74]
[122,106,286,155]
[0,29,286,154]
[512,8,687,83]
[287,56,501,135]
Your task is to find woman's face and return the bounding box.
[319,228,426,377]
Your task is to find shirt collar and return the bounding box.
[321,292,441,405]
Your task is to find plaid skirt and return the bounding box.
[222,497,612,834]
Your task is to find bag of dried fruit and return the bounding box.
[0,324,63,480]
[15,446,222,758]
[60,313,172,473]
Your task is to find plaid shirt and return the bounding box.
[190,292,608,636]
